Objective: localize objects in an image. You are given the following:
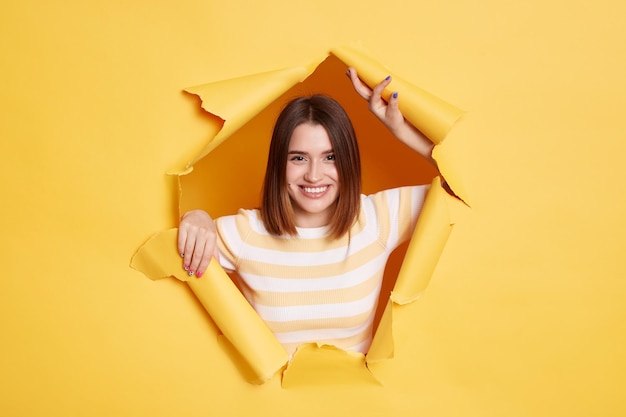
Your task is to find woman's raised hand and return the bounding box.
[346,67,405,136]
[177,210,219,278]
[346,67,435,164]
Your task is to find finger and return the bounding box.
[385,90,403,125]
[347,68,372,99]
[177,227,187,258]
[178,225,194,272]
[182,229,199,275]
[346,67,372,101]
[387,91,399,113]
[187,234,207,277]
[196,239,215,278]
[370,75,392,107]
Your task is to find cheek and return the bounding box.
[285,165,298,183]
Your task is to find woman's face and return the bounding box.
[286,122,339,228]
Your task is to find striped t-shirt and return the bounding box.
[215,185,429,356]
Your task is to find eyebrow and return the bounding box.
[287,149,334,155]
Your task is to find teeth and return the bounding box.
[303,186,327,193]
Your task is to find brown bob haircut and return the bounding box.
[260,94,362,239]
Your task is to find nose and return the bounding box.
[304,160,321,182]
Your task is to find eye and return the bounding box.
[289,155,306,162]
[325,154,336,161]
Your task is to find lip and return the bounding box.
[299,185,330,197]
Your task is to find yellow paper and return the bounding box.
[330,45,465,146]
[5,0,626,415]
[131,229,289,384]
[331,44,469,202]
[131,46,461,385]
[183,64,320,169]
[366,177,455,362]
[282,344,381,388]
[365,299,394,363]
[391,177,454,304]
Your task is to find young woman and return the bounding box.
[177,68,436,356]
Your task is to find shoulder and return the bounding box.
[214,209,268,269]
[363,184,430,208]
[359,184,431,231]
[216,208,263,231]
[216,208,276,240]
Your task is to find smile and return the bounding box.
[301,186,328,194]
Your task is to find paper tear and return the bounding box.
[282,344,381,388]
[391,177,455,305]
[330,45,465,146]
[366,299,395,364]
[131,229,289,384]
[131,44,464,386]
[183,63,321,169]
[330,44,467,204]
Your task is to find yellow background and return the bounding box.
[2,1,625,416]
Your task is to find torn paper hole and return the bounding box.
[131,44,464,387]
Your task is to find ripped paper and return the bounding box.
[131,229,289,384]
[367,177,454,363]
[132,44,463,385]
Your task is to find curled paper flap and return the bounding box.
[365,299,394,363]
[367,177,455,362]
[134,45,463,385]
[182,45,466,201]
[330,45,465,146]
[130,229,289,383]
[432,142,470,206]
[183,63,320,168]
[391,176,454,304]
[331,44,466,202]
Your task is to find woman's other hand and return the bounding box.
[177,210,218,278]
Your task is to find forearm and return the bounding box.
[390,120,436,166]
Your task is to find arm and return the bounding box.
[346,67,436,167]
[177,209,219,278]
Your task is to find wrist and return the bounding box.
[181,209,212,221]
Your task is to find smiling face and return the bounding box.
[286,122,339,228]
[261,95,361,238]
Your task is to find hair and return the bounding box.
[260,94,362,239]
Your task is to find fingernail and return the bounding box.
[184,265,190,271]
[196,271,203,278]
[393,91,398,99]
[188,270,194,276]
[385,75,391,81]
